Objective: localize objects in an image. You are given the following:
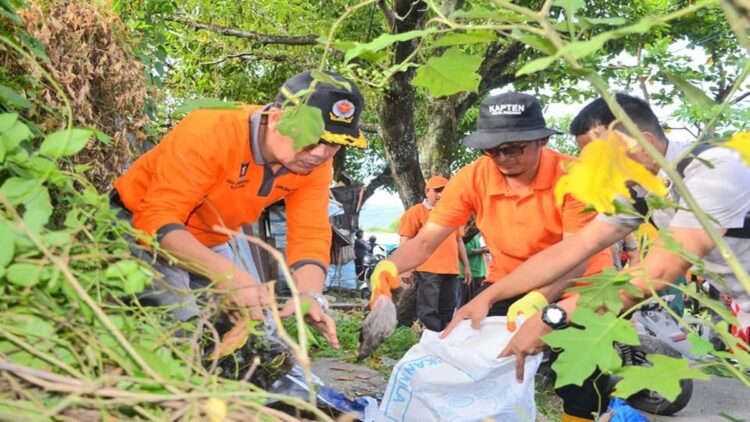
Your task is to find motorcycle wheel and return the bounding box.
[621,334,693,416]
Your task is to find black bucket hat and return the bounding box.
[275,70,367,149]
[463,92,561,149]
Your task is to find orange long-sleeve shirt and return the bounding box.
[114,105,332,269]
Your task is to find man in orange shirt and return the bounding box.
[113,70,367,348]
[398,175,471,331]
[370,92,612,420]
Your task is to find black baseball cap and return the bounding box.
[275,70,366,149]
[463,92,561,149]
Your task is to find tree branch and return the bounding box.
[166,16,318,45]
[359,122,380,134]
[363,167,393,205]
[200,52,297,66]
[378,0,396,32]
[455,40,524,117]
[732,91,750,104]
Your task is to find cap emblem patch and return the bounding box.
[330,99,356,123]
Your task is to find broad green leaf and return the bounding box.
[0,113,18,132]
[74,164,93,173]
[613,354,709,401]
[174,98,240,115]
[516,55,558,76]
[579,17,627,26]
[104,260,140,280]
[567,268,642,314]
[544,308,639,388]
[24,187,52,232]
[432,31,498,47]
[124,271,147,294]
[512,33,557,55]
[664,72,716,109]
[686,332,714,356]
[0,85,32,110]
[40,128,93,158]
[344,29,436,64]
[9,312,55,338]
[0,234,13,268]
[310,70,351,92]
[0,0,22,24]
[553,0,585,15]
[94,129,113,144]
[276,104,325,150]
[412,47,482,97]
[449,5,527,21]
[6,263,43,287]
[559,32,612,60]
[0,177,39,205]
[1,120,32,151]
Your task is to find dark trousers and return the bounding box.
[414,272,458,331]
[472,283,610,419]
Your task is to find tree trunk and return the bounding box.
[422,95,458,177]
[377,0,428,208]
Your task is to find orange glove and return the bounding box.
[369,260,400,309]
[507,290,548,332]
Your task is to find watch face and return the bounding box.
[545,307,565,324]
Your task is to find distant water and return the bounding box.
[359,190,404,230]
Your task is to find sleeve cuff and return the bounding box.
[289,259,328,274]
[156,223,188,241]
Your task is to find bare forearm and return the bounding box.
[160,230,252,287]
[290,264,327,294]
[537,259,588,302]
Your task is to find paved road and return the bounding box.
[647,376,749,422]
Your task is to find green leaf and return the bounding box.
[516,55,558,76]
[0,113,18,132]
[0,178,40,205]
[663,72,716,109]
[1,120,33,151]
[544,309,639,388]
[579,17,628,26]
[0,233,13,269]
[74,164,93,173]
[449,5,527,21]
[310,70,351,92]
[552,0,585,15]
[40,129,93,158]
[104,260,140,280]
[24,187,52,232]
[276,104,325,150]
[432,31,498,47]
[686,332,714,356]
[124,271,147,294]
[344,29,435,64]
[174,98,240,115]
[6,263,43,287]
[9,313,55,338]
[94,129,113,144]
[568,269,643,313]
[613,354,709,401]
[0,85,31,110]
[412,47,482,97]
[511,33,557,55]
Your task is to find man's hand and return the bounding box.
[370,260,400,306]
[440,293,492,338]
[227,280,270,322]
[507,291,548,332]
[498,314,549,382]
[463,269,473,285]
[400,270,414,285]
[279,296,340,349]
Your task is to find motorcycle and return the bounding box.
[536,299,700,416]
[357,244,387,299]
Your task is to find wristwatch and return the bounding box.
[540,303,568,330]
[300,291,330,313]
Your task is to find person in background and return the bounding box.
[458,218,488,306]
[398,175,472,331]
[354,229,369,280]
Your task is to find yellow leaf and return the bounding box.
[211,318,257,359]
[204,398,227,422]
[555,132,667,214]
[724,132,750,167]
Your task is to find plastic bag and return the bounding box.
[606,398,650,422]
[377,317,542,422]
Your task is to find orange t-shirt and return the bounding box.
[429,149,611,281]
[399,202,461,275]
[113,105,333,269]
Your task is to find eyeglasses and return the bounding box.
[481,141,535,158]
